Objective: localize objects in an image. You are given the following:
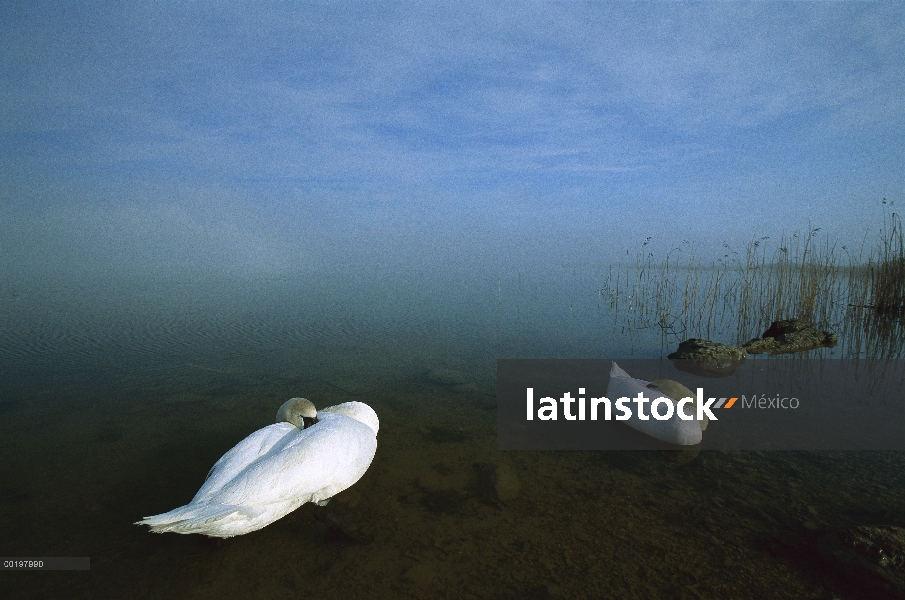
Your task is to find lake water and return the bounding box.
[1,267,903,599]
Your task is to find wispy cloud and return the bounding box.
[1,1,902,274]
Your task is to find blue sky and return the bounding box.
[1,1,903,281]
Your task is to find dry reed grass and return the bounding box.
[601,201,905,358]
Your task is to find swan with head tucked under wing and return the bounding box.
[606,362,706,446]
[136,398,379,538]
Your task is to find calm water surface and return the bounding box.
[1,267,902,599]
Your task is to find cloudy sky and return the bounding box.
[1,1,903,282]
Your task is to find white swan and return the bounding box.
[136,398,379,538]
[606,362,705,446]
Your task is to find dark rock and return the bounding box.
[668,339,747,377]
[817,525,905,599]
[668,338,748,361]
[742,318,838,355]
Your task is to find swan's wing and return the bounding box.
[191,423,298,502]
[320,401,379,434]
[212,413,377,507]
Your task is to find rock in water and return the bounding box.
[817,525,905,599]
[743,318,838,354]
[668,339,747,377]
[494,462,520,502]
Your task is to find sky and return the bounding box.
[1,1,903,284]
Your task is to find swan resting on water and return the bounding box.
[606,362,706,446]
[136,398,379,538]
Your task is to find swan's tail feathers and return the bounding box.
[135,503,261,537]
[610,361,631,379]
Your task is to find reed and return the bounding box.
[868,205,905,315]
[601,202,905,358]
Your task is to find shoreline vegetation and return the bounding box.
[601,200,905,359]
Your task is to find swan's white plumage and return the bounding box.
[320,401,379,435]
[606,362,703,446]
[136,401,378,538]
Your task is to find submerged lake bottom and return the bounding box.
[1,270,903,598]
[2,360,903,600]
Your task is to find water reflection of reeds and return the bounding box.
[601,203,905,359]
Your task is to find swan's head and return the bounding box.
[649,379,707,431]
[276,398,319,429]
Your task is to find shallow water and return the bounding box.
[1,270,903,599]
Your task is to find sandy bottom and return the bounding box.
[1,365,903,599]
